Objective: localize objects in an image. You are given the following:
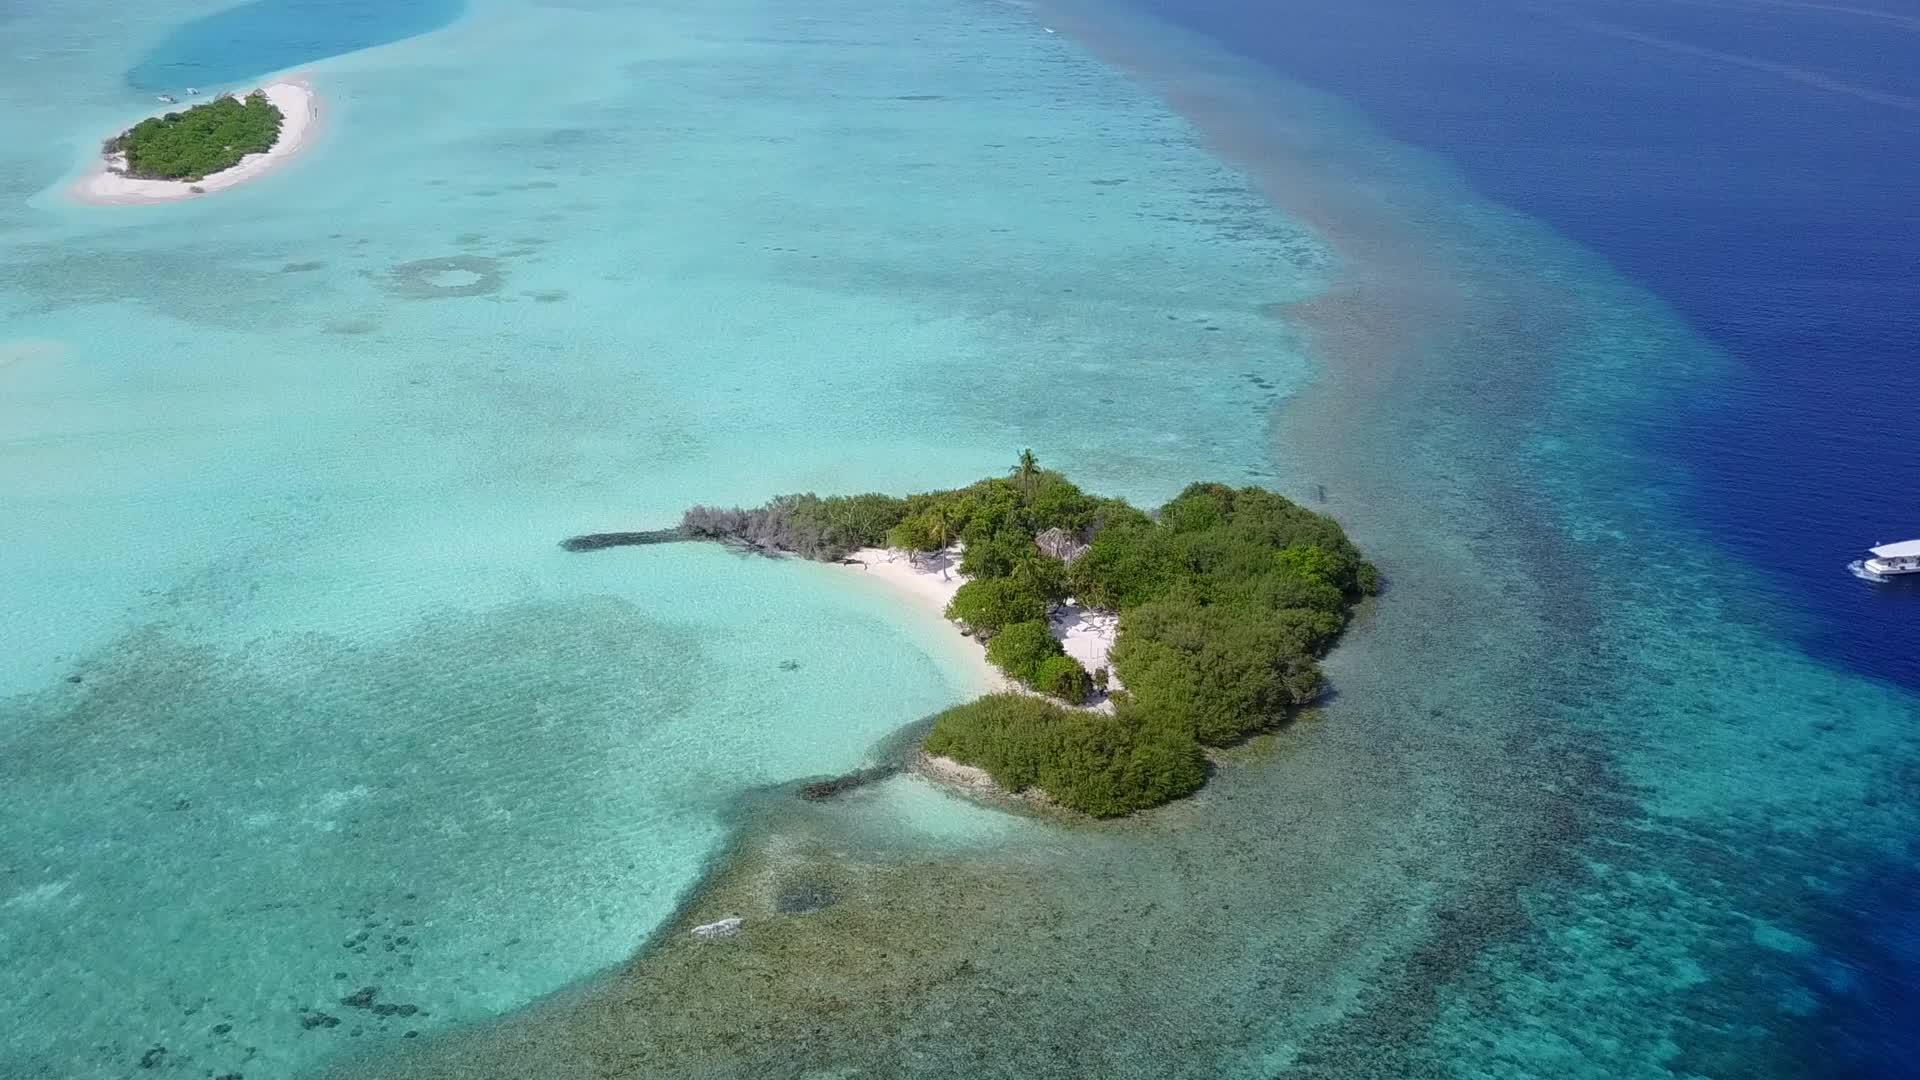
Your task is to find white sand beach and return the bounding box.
[1051,602,1121,691]
[838,547,1004,691]
[836,545,1121,700]
[73,80,318,205]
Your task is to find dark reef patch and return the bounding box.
[559,529,687,552]
[2,600,703,1076]
[796,765,897,801]
[774,880,836,914]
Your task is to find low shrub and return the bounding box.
[982,621,1090,703]
[1042,703,1206,817]
[945,577,1048,637]
[984,619,1061,684]
[1033,654,1092,704]
[923,693,1205,817]
[1109,598,1324,746]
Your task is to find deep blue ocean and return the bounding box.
[1142,0,1919,695]
[1130,0,1918,1071]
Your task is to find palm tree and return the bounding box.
[1011,448,1039,488]
[902,505,949,567]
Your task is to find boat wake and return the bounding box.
[1848,559,1888,583]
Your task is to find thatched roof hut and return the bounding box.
[1036,526,1088,563]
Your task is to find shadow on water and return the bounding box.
[126,0,465,92]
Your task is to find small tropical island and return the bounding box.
[74,80,317,205]
[572,453,1375,818]
[110,91,282,180]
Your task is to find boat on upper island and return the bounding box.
[1851,539,1920,581]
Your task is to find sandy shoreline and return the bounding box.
[72,79,319,205]
[836,547,1005,691]
[910,751,1060,811]
[834,545,1119,697]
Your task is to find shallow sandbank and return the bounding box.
[71,79,319,206]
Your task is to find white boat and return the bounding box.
[1852,539,1920,581]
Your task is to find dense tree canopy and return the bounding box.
[1110,599,1324,745]
[946,578,1050,638]
[982,619,1091,703]
[679,456,1376,816]
[924,693,1205,817]
[109,93,284,181]
[682,492,908,560]
[984,620,1062,685]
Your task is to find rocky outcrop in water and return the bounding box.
[692,916,742,940]
[559,529,688,552]
[797,765,897,801]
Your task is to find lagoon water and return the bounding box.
[1,0,1915,1077]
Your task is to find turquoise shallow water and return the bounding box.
[5,0,1916,1076]
[1,0,1318,1075]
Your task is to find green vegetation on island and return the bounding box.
[923,693,1206,818]
[105,92,283,181]
[680,452,1375,817]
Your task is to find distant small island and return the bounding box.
[108,92,283,181]
[73,80,318,205]
[575,453,1375,817]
